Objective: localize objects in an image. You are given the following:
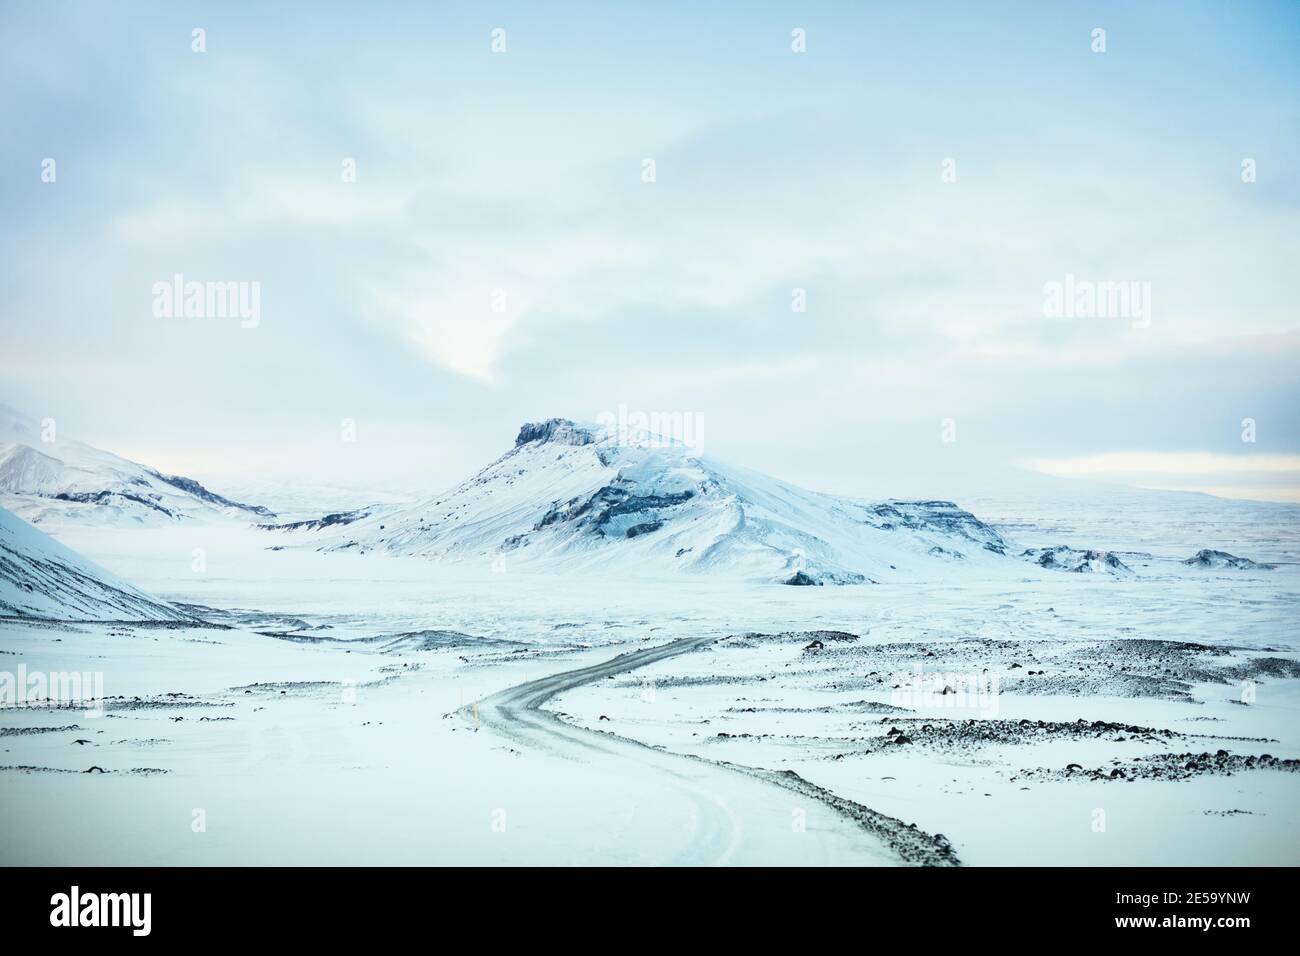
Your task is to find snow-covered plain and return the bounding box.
[1,423,1298,866]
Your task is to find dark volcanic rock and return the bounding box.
[151,471,274,517]
[785,571,821,586]
[258,508,374,532]
[1022,751,1300,784]
[514,419,596,447]
[625,520,664,539]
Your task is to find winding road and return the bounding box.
[470,635,960,866]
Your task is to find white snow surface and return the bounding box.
[2,518,1296,865]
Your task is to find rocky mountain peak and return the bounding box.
[514,419,598,448]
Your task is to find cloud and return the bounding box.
[1027,452,1300,503]
[1,2,1298,498]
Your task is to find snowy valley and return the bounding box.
[1,414,1297,866]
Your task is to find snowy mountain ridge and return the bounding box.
[0,403,273,526]
[276,417,1023,583]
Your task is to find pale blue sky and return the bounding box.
[1,1,1298,500]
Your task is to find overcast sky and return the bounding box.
[2,1,1298,502]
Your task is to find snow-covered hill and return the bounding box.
[1182,548,1275,570]
[1020,546,1134,575]
[273,418,1015,584]
[0,404,272,526]
[0,505,192,621]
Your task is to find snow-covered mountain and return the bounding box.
[0,505,192,621]
[273,418,1016,583]
[0,404,273,526]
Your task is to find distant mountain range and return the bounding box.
[2,408,1275,602]
[0,404,272,526]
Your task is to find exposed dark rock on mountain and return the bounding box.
[258,508,374,532]
[151,472,273,517]
[515,419,597,447]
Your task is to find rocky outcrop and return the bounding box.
[1022,546,1132,575]
[514,419,596,448]
[1182,549,1275,570]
